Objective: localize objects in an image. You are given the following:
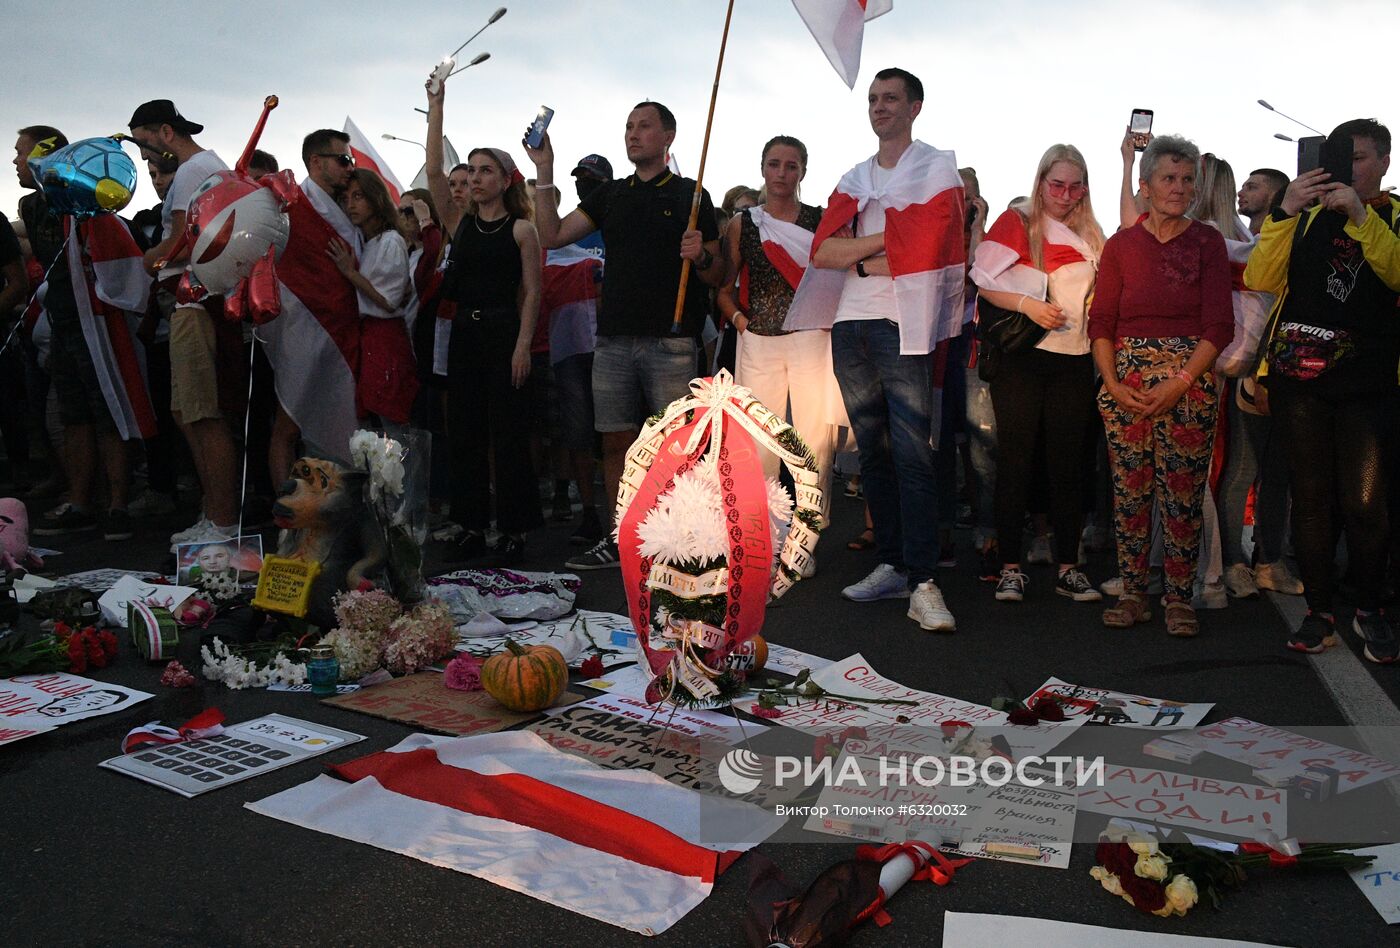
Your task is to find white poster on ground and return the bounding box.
[1025,677,1213,729]
[1346,843,1400,924]
[1077,763,1287,838]
[943,912,1279,946]
[1185,717,1400,793]
[0,673,153,745]
[568,692,766,745]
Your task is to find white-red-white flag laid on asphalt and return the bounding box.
[247,731,782,936]
[343,116,403,201]
[791,0,893,88]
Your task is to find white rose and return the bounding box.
[1126,834,1160,856]
[1135,854,1170,881]
[1090,866,1125,897]
[1156,874,1199,917]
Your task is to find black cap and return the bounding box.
[571,154,613,181]
[128,99,203,136]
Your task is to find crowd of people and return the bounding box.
[2,66,1397,660]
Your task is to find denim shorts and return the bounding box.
[553,351,596,450]
[592,334,697,432]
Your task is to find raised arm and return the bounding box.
[425,78,462,236]
[523,131,597,250]
[1118,127,1149,231]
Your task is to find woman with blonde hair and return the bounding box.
[971,144,1106,604]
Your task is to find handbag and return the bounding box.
[977,293,1047,353]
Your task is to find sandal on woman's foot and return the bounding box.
[847,528,875,552]
[1165,601,1199,638]
[1103,594,1151,628]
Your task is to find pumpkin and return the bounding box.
[481,640,568,712]
[749,635,768,673]
[721,635,768,673]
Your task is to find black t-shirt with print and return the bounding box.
[577,171,719,337]
[1275,203,1400,394]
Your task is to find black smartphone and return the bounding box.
[1297,136,1325,176]
[525,106,554,150]
[1322,133,1354,188]
[1130,109,1153,152]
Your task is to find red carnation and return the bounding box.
[1007,706,1039,726]
[98,629,119,659]
[579,655,604,679]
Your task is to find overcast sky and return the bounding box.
[6,0,1395,230]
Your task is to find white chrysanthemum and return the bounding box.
[635,467,796,567]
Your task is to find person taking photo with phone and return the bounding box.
[1245,118,1400,661]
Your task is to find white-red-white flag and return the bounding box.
[65,216,156,441]
[543,244,602,365]
[343,116,403,202]
[785,140,966,356]
[254,181,362,464]
[247,731,781,935]
[791,0,893,88]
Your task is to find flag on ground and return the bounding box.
[791,0,893,88]
[66,215,156,440]
[247,730,782,935]
[343,117,403,202]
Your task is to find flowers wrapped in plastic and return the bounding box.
[350,428,431,603]
[615,371,822,708]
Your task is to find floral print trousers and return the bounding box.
[1097,337,1218,603]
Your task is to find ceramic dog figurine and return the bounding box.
[272,457,387,626]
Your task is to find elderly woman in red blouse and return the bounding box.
[1088,135,1234,637]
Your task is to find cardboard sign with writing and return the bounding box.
[0,673,152,746]
[1185,718,1400,793]
[572,692,764,745]
[323,672,585,735]
[526,705,792,808]
[251,556,321,617]
[1077,763,1287,838]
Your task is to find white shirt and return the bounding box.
[834,160,897,323]
[358,230,411,319]
[162,149,227,235]
[404,245,423,334]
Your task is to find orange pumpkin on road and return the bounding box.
[481,640,568,712]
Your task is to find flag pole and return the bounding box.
[670,0,737,335]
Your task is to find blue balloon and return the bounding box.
[28,137,138,220]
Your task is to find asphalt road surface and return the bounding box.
[4,491,1397,947]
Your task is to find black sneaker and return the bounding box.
[1288,611,1338,654]
[445,530,487,563]
[994,568,1027,602]
[488,533,526,567]
[1056,568,1103,602]
[103,508,134,541]
[977,544,1001,583]
[566,538,620,571]
[570,507,604,546]
[1354,611,1399,665]
[937,543,957,569]
[33,503,98,536]
[551,489,573,522]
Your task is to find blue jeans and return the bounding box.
[832,319,938,586]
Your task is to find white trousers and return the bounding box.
[735,329,837,526]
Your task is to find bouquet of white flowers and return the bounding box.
[350,429,430,603]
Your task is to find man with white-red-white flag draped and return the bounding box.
[789,67,964,632]
[255,128,363,477]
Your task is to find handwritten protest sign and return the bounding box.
[572,692,764,745]
[1078,764,1286,838]
[0,673,152,746]
[97,574,197,626]
[1346,843,1400,924]
[1026,677,1212,729]
[324,673,585,735]
[762,643,833,677]
[1183,718,1400,793]
[251,556,321,617]
[802,753,1077,868]
[526,705,793,808]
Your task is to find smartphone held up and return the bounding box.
[1130,109,1153,152]
[525,106,555,150]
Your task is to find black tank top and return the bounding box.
[443,214,521,309]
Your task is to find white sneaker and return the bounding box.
[1101,575,1124,597]
[909,580,956,631]
[1224,563,1259,599]
[169,518,232,552]
[170,516,212,546]
[842,564,910,602]
[1254,561,1304,596]
[1027,534,1054,565]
